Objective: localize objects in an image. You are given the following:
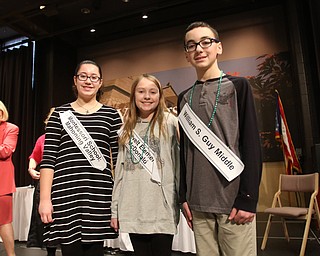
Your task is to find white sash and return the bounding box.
[178,104,244,181]
[59,110,107,171]
[125,130,161,184]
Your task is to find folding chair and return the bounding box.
[261,173,320,256]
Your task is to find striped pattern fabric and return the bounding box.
[40,104,122,246]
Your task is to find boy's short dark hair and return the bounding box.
[185,21,219,41]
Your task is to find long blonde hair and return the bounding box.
[44,107,55,126]
[0,100,9,122]
[119,74,168,145]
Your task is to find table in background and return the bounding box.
[12,186,34,241]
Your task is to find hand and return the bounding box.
[181,202,193,230]
[28,168,40,179]
[39,199,54,224]
[228,208,255,224]
[110,218,119,232]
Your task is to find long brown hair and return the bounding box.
[119,74,168,145]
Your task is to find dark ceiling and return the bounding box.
[0,0,280,48]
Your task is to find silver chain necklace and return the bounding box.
[75,101,98,114]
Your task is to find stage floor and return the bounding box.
[1,213,319,256]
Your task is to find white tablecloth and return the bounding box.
[172,212,196,253]
[12,186,34,241]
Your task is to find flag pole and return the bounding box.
[275,90,302,206]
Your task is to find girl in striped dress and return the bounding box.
[39,60,122,256]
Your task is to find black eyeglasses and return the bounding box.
[184,38,220,52]
[76,73,101,83]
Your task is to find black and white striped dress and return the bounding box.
[40,104,122,246]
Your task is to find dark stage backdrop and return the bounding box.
[0,38,76,188]
[0,43,35,187]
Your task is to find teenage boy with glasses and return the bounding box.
[178,21,262,256]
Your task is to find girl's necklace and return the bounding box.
[188,70,223,128]
[75,101,98,114]
[129,122,151,164]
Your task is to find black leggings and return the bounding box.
[129,233,173,256]
[46,246,56,256]
[60,241,104,256]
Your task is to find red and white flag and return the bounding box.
[275,90,302,174]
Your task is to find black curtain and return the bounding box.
[0,43,34,187]
[33,38,76,137]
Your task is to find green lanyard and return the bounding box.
[188,70,223,128]
[129,122,151,164]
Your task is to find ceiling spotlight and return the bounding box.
[81,7,91,14]
[122,0,130,2]
[142,13,148,19]
[39,5,46,10]
[90,28,96,33]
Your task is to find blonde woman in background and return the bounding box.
[0,100,19,256]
